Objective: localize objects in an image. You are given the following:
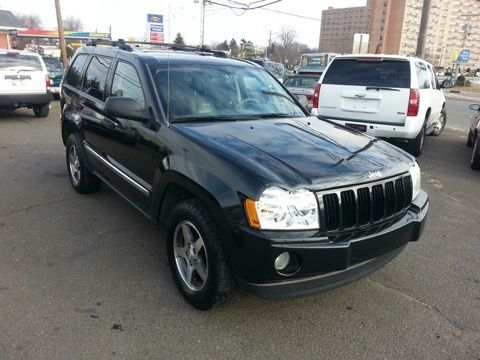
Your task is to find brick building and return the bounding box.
[320,0,480,68]
[319,2,372,53]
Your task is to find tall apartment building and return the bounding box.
[319,2,372,53]
[320,0,480,67]
[370,0,480,67]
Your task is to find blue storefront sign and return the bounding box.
[150,24,164,32]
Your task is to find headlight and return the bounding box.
[408,162,421,200]
[245,187,319,230]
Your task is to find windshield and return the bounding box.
[0,53,43,71]
[43,57,63,72]
[149,64,305,122]
[284,76,319,88]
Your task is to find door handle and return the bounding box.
[101,118,118,130]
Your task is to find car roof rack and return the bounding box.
[85,39,228,57]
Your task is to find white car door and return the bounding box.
[427,64,444,125]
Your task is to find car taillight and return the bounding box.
[407,89,420,117]
[312,83,321,109]
[45,75,51,91]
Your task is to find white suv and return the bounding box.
[0,49,52,117]
[311,54,451,156]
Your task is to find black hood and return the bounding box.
[173,117,414,190]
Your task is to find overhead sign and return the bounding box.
[147,14,163,23]
[451,47,471,64]
[147,14,164,44]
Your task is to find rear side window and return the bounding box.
[111,61,146,109]
[64,54,88,89]
[0,53,42,71]
[82,56,112,101]
[322,59,411,88]
[416,62,431,89]
[284,76,319,88]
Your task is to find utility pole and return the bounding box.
[199,0,206,47]
[54,0,68,67]
[416,0,432,58]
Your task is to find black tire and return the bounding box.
[167,199,235,310]
[405,124,426,157]
[33,104,50,118]
[470,135,480,170]
[467,128,475,147]
[65,134,101,194]
[429,109,446,137]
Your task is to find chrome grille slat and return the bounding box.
[316,173,413,235]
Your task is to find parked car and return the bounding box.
[311,54,453,156]
[248,58,287,82]
[466,103,480,169]
[0,49,52,117]
[60,43,428,310]
[42,56,64,99]
[283,74,320,112]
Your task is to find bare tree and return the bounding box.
[277,26,296,63]
[16,14,42,29]
[63,16,83,31]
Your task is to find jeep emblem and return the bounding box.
[368,171,382,180]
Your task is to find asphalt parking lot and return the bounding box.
[1,102,479,360]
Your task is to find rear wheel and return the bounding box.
[429,109,446,136]
[65,134,101,194]
[470,135,480,170]
[167,199,235,310]
[467,128,475,147]
[33,104,50,118]
[405,124,425,157]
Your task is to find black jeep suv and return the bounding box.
[60,43,429,310]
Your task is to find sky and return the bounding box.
[0,0,365,48]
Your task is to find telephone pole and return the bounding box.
[54,0,68,67]
[199,0,206,46]
[416,0,432,58]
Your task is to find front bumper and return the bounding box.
[233,190,429,299]
[0,92,53,107]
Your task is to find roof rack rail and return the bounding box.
[85,39,228,57]
[86,38,133,52]
[126,41,228,57]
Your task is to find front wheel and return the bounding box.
[470,135,480,170]
[33,104,50,118]
[405,125,425,157]
[429,109,446,136]
[167,199,235,310]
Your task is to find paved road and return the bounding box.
[1,103,480,360]
[446,98,476,131]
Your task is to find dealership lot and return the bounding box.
[0,103,479,359]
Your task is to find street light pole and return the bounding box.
[54,0,68,67]
[416,0,432,58]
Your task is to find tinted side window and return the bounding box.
[82,56,112,101]
[322,59,411,88]
[64,54,88,89]
[416,62,430,89]
[111,61,146,108]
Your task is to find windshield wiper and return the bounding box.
[261,90,296,103]
[366,86,400,91]
[172,115,245,123]
[243,113,293,119]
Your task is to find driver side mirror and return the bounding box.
[469,104,480,111]
[104,96,149,122]
[441,79,454,89]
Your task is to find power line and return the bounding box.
[259,7,321,22]
[207,0,282,11]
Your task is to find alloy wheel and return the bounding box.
[173,221,208,291]
[68,144,81,186]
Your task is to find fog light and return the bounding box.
[274,252,290,271]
